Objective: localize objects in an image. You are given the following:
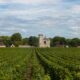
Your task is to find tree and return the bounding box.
[65,39,72,47]
[0,36,12,47]
[11,33,22,47]
[22,38,28,45]
[51,36,66,47]
[4,39,12,47]
[28,36,39,47]
[70,38,80,47]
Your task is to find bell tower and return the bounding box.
[38,34,50,48]
[38,34,44,47]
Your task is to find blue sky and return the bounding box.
[0,0,80,38]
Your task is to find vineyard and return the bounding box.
[0,48,80,80]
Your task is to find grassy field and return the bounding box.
[0,48,80,80]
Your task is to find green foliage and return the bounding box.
[36,48,80,80]
[3,39,12,47]
[51,36,66,47]
[51,36,80,47]
[22,38,28,45]
[0,48,80,80]
[11,33,22,41]
[0,36,12,47]
[0,48,32,80]
[0,33,80,47]
[28,36,39,47]
[11,33,22,47]
[43,74,51,80]
[70,38,80,47]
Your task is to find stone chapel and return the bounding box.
[39,34,50,48]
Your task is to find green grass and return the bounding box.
[0,48,32,80]
[36,48,80,80]
[0,48,80,80]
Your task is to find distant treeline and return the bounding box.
[51,36,80,47]
[0,33,80,47]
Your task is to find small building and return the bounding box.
[39,34,50,48]
[65,45,69,48]
[10,44,15,47]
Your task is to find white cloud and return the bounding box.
[0,0,80,38]
[0,0,61,4]
[70,5,80,14]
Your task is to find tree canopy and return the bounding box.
[0,33,80,47]
[11,33,22,47]
[28,36,39,47]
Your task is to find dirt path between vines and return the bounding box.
[24,63,32,80]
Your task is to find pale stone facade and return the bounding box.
[39,34,50,48]
[10,44,15,47]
